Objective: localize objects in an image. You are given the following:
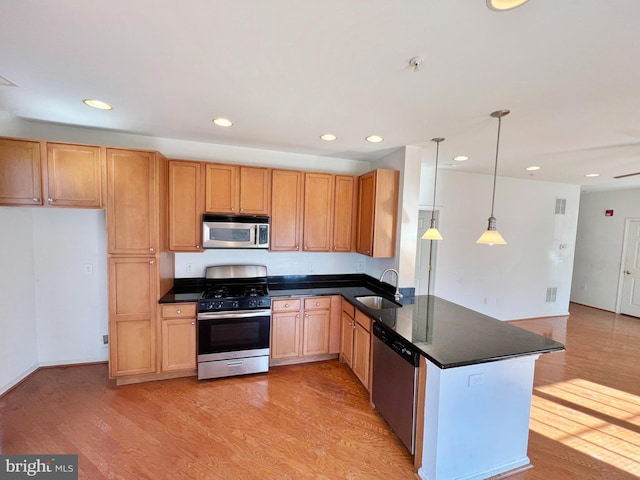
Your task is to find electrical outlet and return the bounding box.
[84,263,93,275]
[483,298,488,305]
[186,263,193,273]
[469,373,485,387]
[101,334,109,346]
[309,263,314,273]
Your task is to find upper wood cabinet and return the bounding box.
[0,138,42,206]
[270,169,303,251]
[45,143,104,208]
[107,148,159,255]
[332,175,358,252]
[168,160,203,251]
[303,172,334,252]
[356,169,399,258]
[204,163,270,215]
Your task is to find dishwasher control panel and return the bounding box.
[372,323,420,367]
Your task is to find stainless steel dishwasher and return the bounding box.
[371,322,421,455]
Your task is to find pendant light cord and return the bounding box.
[490,114,502,218]
[431,140,440,222]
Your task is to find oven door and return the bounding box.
[197,309,271,362]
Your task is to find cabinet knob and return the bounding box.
[176,309,182,314]
[315,302,320,306]
[240,208,244,212]
[191,321,195,325]
[304,246,307,250]
[230,207,234,211]
[284,303,289,308]
[149,247,154,252]
[47,197,53,202]
[32,197,39,202]
[149,260,155,265]
[196,245,200,249]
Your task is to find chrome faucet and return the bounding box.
[379,268,403,301]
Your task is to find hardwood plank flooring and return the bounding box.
[1,302,640,479]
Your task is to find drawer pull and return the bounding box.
[176,309,182,314]
[284,303,289,308]
[315,302,320,306]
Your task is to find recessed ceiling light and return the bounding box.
[366,135,384,143]
[585,173,600,177]
[213,117,233,127]
[83,99,112,110]
[525,166,541,171]
[453,155,469,162]
[320,134,337,141]
[486,0,529,11]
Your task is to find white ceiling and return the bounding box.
[1,0,639,192]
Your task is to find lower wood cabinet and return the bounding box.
[270,296,341,365]
[340,298,372,390]
[160,303,196,372]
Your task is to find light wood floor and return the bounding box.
[1,302,639,479]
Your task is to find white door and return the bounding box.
[620,219,640,317]
[415,210,438,295]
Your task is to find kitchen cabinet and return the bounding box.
[356,169,399,258]
[160,303,196,372]
[270,169,303,251]
[45,143,104,208]
[204,163,270,215]
[107,148,159,255]
[0,138,105,208]
[0,138,42,206]
[270,296,340,364]
[106,148,175,383]
[168,160,203,251]
[332,175,358,252]
[108,256,158,377]
[303,172,334,252]
[340,299,372,391]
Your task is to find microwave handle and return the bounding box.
[254,225,258,246]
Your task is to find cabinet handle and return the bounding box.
[176,309,182,314]
[47,197,53,202]
[32,197,39,202]
[149,247,154,252]
[149,260,155,264]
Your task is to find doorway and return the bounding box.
[415,209,439,296]
[618,218,640,317]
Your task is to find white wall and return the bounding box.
[421,168,580,320]
[0,208,38,395]
[571,188,640,311]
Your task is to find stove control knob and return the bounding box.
[232,301,239,308]
[216,302,223,309]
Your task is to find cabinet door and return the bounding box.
[302,309,330,356]
[205,163,238,213]
[356,171,375,255]
[303,172,334,252]
[271,311,301,359]
[46,143,103,208]
[270,169,303,251]
[239,166,270,214]
[107,149,158,255]
[169,160,203,251]
[109,257,157,377]
[0,138,42,206]
[353,322,371,389]
[340,312,354,367]
[161,318,196,372]
[333,175,357,252]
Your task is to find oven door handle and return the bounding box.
[197,309,271,320]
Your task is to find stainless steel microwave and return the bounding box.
[202,215,270,249]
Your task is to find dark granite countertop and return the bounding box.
[159,275,564,369]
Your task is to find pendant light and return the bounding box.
[477,109,509,245]
[422,137,445,241]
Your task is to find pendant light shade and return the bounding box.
[477,109,509,245]
[422,137,445,241]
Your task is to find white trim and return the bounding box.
[0,363,38,397]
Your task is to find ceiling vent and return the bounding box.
[0,75,18,87]
[554,198,566,215]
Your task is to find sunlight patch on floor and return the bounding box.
[530,379,640,477]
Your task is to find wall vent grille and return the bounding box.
[555,198,567,215]
[546,287,558,303]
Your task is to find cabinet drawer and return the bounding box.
[304,297,332,311]
[161,303,196,318]
[272,298,301,312]
[355,309,372,332]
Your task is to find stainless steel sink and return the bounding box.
[355,295,401,310]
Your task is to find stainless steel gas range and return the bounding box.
[197,265,271,380]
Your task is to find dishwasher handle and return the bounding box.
[372,323,420,367]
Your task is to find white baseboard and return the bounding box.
[0,363,39,397]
